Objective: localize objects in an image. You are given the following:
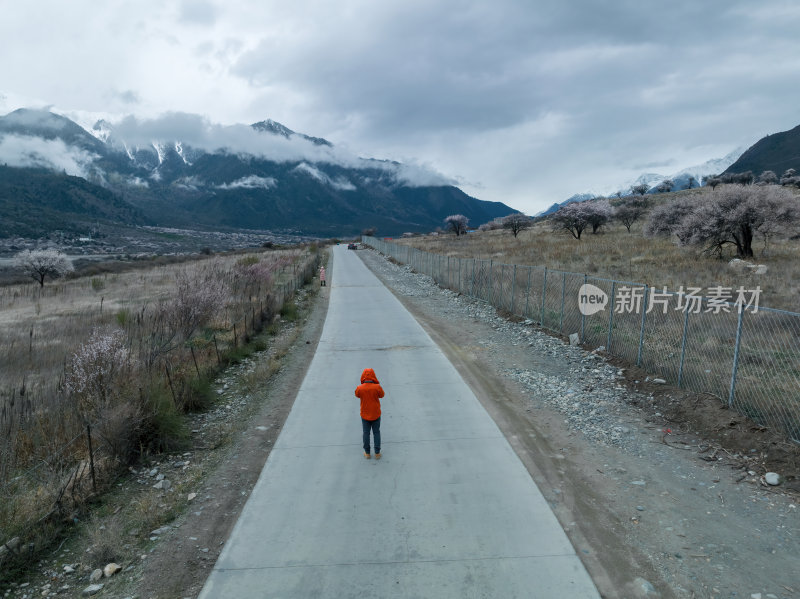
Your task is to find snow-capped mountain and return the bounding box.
[0,107,514,237]
[535,147,745,217]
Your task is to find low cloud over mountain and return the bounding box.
[0,108,513,237]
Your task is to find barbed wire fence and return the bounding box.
[363,236,800,444]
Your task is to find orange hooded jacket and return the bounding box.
[354,368,385,421]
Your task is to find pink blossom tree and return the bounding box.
[646,186,799,257]
[500,213,532,238]
[444,214,469,236]
[64,328,130,420]
[14,249,74,287]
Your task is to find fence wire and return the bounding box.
[364,236,800,443]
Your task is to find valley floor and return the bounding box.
[5,246,798,599]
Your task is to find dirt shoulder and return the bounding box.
[128,277,331,599]
[357,248,799,599]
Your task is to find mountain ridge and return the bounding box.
[723,123,800,176]
[0,108,514,237]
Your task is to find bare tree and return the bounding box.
[703,175,721,189]
[719,171,754,186]
[646,186,799,258]
[687,176,697,189]
[656,179,674,193]
[444,214,469,236]
[631,183,649,196]
[612,196,649,233]
[14,249,74,287]
[500,212,531,237]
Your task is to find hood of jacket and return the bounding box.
[360,368,379,384]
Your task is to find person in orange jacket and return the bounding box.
[354,368,385,459]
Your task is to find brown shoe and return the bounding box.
[375,453,381,460]
[364,452,371,459]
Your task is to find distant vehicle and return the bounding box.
[347,243,358,250]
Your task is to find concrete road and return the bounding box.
[198,245,600,598]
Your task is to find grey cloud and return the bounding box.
[228,0,800,210]
[293,163,356,191]
[0,134,98,177]
[109,112,452,187]
[216,175,277,190]
[113,90,140,105]
[179,0,217,25]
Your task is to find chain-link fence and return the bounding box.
[363,237,800,443]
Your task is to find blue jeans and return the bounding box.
[362,417,381,454]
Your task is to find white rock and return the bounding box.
[652,378,666,384]
[0,537,21,556]
[728,258,749,270]
[764,472,781,486]
[89,569,103,582]
[188,493,197,501]
[153,479,171,490]
[103,563,122,577]
[569,333,580,346]
[63,565,75,574]
[82,584,104,596]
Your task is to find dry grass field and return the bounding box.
[398,189,800,313]
[0,245,322,576]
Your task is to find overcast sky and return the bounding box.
[2,0,799,214]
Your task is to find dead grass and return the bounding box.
[398,201,800,313]
[0,245,322,577]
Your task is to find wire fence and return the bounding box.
[363,236,800,444]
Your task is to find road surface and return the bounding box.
[198,245,600,598]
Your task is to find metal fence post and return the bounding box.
[458,257,462,293]
[524,267,532,319]
[500,264,506,309]
[447,255,451,289]
[511,264,517,314]
[540,267,548,326]
[488,260,493,303]
[729,305,745,407]
[560,272,566,333]
[678,308,690,387]
[581,274,587,342]
[471,259,476,298]
[607,281,616,351]
[636,284,649,366]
